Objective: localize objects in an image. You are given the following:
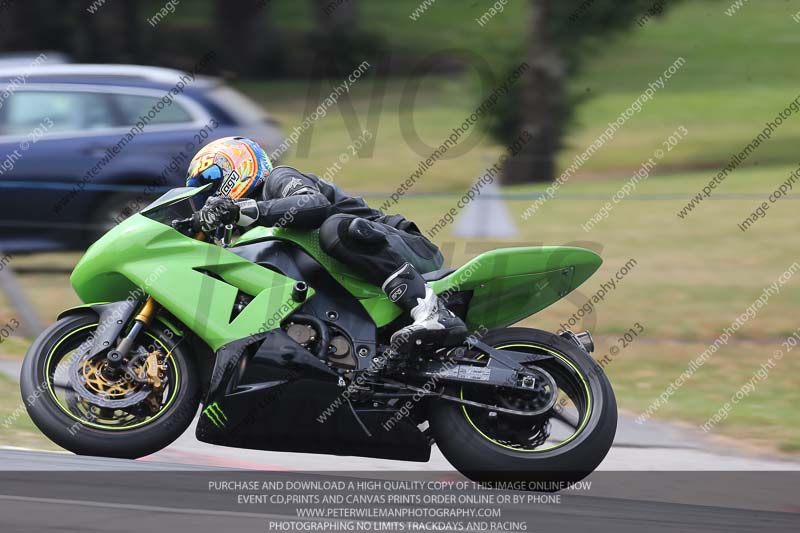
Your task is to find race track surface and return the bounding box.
[0,449,797,533]
[1,359,798,532]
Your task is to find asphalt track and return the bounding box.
[0,450,797,533]
[1,359,798,532]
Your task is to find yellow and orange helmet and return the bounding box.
[186,137,272,200]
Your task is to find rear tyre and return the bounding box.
[21,313,200,459]
[428,327,617,488]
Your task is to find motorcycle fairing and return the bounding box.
[192,244,431,462]
[236,227,603,330]
[431,246,603,329]
[70,214,313,352]
[195,329,431,463]
[236,227,405,327]
[229,238,381,367]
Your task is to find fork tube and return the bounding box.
[115,297,160,357]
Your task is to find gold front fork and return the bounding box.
[135,297,159,326]
[112,296,160,362]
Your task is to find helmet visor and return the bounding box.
[186,166,224,210]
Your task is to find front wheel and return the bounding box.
[21,312,200,459]
[428,327,617,487]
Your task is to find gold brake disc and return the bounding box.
[71,348,169,417]
[81,358,143,398]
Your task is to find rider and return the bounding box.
[185,137,467,350]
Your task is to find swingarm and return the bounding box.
[374,341,560,417]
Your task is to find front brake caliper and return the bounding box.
[145,350,166,390]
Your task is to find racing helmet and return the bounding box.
[186,137,272,203]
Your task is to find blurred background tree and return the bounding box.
[491,0,682,184]
[310,0,357,76]
[215,0,282,77]
[0,0,391,78]
[0,0,721,186]
[307,0,388,78]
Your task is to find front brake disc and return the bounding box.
[69,351,152,409]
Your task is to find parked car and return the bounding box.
[0,63,283,252]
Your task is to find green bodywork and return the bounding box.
[432,246,601,329]
[236,227,404,326]
[57,303,184,337]
[236,228,602,330]
[70,187,602,353]
[71,190,314,352]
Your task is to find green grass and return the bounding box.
[171,0,800,92]
[3,0,800,454]
[237,74,502,194]
[2,164,799,453]
[225,0,800,187]
[0,373,60,450]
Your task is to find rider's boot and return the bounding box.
[382,263,468,351]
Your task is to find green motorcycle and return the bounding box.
[22,186,616,484]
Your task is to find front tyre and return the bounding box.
[428,328,617,487]
[21,312,200,459]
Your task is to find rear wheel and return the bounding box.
[428,327,616,487]
[21,313,200,459]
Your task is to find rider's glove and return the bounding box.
[193,196,240,232]
[192,197,260,232]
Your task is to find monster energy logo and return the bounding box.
[204,402,228,428]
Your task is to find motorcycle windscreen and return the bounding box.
[140,184,212,215]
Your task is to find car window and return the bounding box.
[0,90,115,135]
[113,93,194,126]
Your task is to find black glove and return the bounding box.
[192,196,240,233]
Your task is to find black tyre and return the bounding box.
[428,327,617,487]
[21,312,200,459]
